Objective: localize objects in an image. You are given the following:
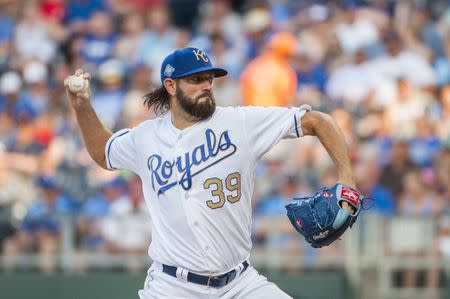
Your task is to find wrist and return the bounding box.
[72,100,92,112]
[338,173,356,188]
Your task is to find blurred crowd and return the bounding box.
[0,0,449,279]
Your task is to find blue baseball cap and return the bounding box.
[160,47,228,83]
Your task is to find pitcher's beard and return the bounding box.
[176,88,216,120]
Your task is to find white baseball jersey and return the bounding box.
[105,106,309,275]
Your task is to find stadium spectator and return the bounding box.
[76,176,126,252]
[80,11,117,70]
[240,31,298,107]
[21,61,50,117]
[354,159,395,215]
[100,175,151,271]
[65,0,108,33]
[293,51,328,94]
[14,1,58,65]
[91,59,127,129]
[242,8,272,62]
[399,169,445,216]
[121,63,155,127]
[409,117,442,168]
[0,71,22,131]
[334,7,379,55]
[379,139,415,199]
[4,175,76,273]
[136,5,177,84]
[326,49,378,106]
[40,0,66,24]
[383,78,432,139]
[207,32,244,80]
[397,169,444,289]
[114,12,146,66]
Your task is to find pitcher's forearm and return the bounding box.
[313,113,355,187]
[73,103,112,169]
[301,111,356,213]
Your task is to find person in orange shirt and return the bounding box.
[240,32,298,107]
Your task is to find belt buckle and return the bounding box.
[207,275,221,287]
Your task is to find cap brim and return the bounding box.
[177,66,228,79]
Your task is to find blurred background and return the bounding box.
[0,0,449,298]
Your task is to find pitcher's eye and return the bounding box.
[187,75,213,84]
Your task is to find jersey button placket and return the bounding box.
[175,131,209,258]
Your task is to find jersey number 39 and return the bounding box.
[203,172,241,209]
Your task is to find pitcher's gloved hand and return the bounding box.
[285,183,363,248]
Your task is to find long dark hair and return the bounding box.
[143,86,171,116]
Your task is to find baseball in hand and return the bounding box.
[68,75,88,93]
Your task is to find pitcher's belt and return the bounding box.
[162,261,249,288]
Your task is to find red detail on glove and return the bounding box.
[296,218,304,228]
[340,186,360,206]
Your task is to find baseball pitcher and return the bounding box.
[64,47,361,298]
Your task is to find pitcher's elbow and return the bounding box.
[91,153,109,170]
[301,111,334,136]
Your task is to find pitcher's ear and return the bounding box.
[163,78,176,96]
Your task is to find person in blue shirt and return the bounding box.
[17,175,76,273]
[65,0,108,27]
[77,176,126,251]
[409,117,442,168]
[91,59,127,130]
[21,175,76,232]
[293,53,328,93]
[80,11,117,68]
[355,160,396,215]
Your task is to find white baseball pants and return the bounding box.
[138,262,293,299]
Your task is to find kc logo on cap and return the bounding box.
[192,49,209,63]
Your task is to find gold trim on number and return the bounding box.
[204,177,225,209]
[204,172,242,209]
[226,172,241,203]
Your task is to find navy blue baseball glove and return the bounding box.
[285,183,363,248]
